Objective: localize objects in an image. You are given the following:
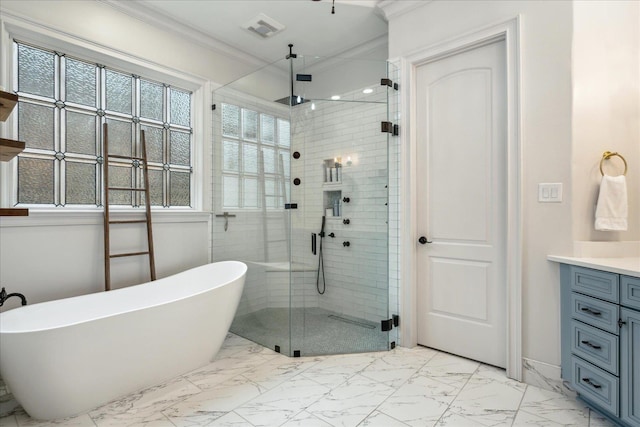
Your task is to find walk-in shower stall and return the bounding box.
[212,48,399,357]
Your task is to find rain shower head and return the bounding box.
[274,95,308,106]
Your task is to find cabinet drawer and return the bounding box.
[571,320,618,375]
[621,275,640,310]
[571,266,619,303]
[572,356,619,417]
[571,293,620,334]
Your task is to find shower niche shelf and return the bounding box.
[0,90,28,217]
[323,189,342,219]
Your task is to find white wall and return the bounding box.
[0,0,229,311]
[387,0,575,371]
[572,0,640,242]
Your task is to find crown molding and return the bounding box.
[99,0,267,70]
[376,0,431,21]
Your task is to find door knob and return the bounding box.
[418,236,432,244]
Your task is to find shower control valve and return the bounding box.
[328,232,335,238]
[343,218,350,225]
[343,241,350,247]
[343,197,350,203]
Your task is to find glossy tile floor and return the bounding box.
[1,333,616,427]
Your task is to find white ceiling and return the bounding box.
[129,0,389,66]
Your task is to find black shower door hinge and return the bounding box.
[381,318,394,332]
[380,78,399,90]
[284,203,298,209]
[381,122,399,136]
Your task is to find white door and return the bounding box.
[416,40,507,368]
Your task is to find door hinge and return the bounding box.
[284,203,298,209]
[393,314,400,327]
[380,78,399,90]
[381,122,399,136]
[381,318,394,332]
[212,104,216,110]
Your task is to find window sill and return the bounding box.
[0,209,210,228]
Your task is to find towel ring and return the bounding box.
[599,151,627,176]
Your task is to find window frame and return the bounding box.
[0,18,208,214]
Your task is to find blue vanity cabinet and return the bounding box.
[560,265,640,426]
[621,275,640,426]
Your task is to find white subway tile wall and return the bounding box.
[211,72,401,346]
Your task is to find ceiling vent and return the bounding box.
[242,13,285,39]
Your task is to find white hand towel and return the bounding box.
[595,174,628,231]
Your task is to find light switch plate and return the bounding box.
[538,183,563,202]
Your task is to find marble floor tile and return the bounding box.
[233,375,330,426]
[205,411,253,426]
[12,409,96,427]
[300,353,379,388]
[418,352,481,390]
[89,377,201,427]
[588,409,618,427]
[280,410,333,426]
[306,374,396,426]
[359,411,410,426]
[377,373,460,426]
[5,334,612,427]
[0,414,18,427]
[518,386,590,425]
[161,376,267,426]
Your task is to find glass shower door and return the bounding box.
[288,55,392,356]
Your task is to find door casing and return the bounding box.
[398,16,523,380]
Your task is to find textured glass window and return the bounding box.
[141,125,163,164]
[243,178,258,208]
[146,169,164,206]
[66,112,96,155]
[108,165,132,205]
[222,103,240,137]
[106,118,133,157]
[106,69,132,115]
[65,58,96,107]
[261,114,275,144]
[223,175,239,208]
[169,130,190,166]
[242,109,258,141]
[170,171,190,206]
[19,103,55,150]
[278,119,290,147]
[220,102,289,210]
[262,147,275,174]
[66,162,96,205]
[264,178,276,208]
[243,143,258,174]
[13,41,193,209]
[140,80,164,121]
[17,44,55,98]
[170,88,190,127]
[18,158,54,204]
[223,140,239,172]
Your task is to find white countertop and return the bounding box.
[548,255,640,277]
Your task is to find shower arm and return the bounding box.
[215,212,236,232]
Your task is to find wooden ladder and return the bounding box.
[102,123,156,291]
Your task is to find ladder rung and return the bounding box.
[110,251,149,258]
[109,220,148,224]
[108,187,147,191]
[107,154,144,161]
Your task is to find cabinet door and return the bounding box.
[621,307,640,426]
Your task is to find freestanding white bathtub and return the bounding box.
[0,261,247,420]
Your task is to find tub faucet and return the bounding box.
[0,287,27,307]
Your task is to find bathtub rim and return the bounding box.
[0,260,247,334]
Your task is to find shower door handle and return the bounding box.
[418,236,432,244]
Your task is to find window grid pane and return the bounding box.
[221,103,289,209]
[14,41,193,209]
